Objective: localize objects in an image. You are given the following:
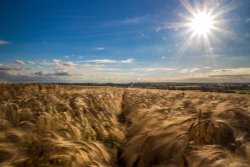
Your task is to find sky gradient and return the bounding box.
[0,0,250,83]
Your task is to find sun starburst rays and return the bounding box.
[171,0,235,63]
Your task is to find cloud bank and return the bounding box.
[0,59,250,83]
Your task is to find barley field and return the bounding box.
[0,84,249,167]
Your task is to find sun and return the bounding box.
[190,12,214,36]
[168,0,234,57]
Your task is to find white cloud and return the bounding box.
[180,67,200,73]
[95,68,121,72]
[0,64,20,71]
[178,67,250,83]
[82,59,117,64]
[246,18,250,23]
[140,32,145,37]
[51,59,78,71]
[190,67,200,72]
[95,47,105,50]
[180,69,189,73]
[79,58,135,64]
[40,60,49,66]
[211,68,250,75]
[64,54,76,58]
[120,58,135,64]
[81,64,104,68]
[0,40,9,45]
[62,61,77,67]
[27,61,35,65]
[34,71,71,77]
[179,75,250,83]
[14,60,25,65]
[190,73,206,78]
[155,27,162,32]
[155,23,180,33]
[203,66,211,69]
[133,67,174,72]
[121,15,152,24]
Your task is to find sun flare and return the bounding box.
[171,0,234,56]
[190,12,214,36]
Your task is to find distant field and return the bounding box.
[173,85,200,88]
[232,89,250,94]
[0,84,249,167]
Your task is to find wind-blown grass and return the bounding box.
[0,84,249,166]
[120,89,250,167]
[0,84,125,167]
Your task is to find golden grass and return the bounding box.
[0,84,124,167]
[0,84,249,166]
[120,89,250,167]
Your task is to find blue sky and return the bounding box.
[0,0,250,83]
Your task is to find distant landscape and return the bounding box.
[59,82,250,94]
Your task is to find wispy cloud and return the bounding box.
[133,67,174,72]
[79,58,135,64]
[211,68,250,75]
[177,67,250,83]
[82,59,117,64]
[34,71,71,77]
[121,15,155,25]
[95,68,121,72]
[27,61,35,65]
[40,60,49,66]
[62,61,77,67]
[246,18,250,23]
[0,40,9,45]
[51,59,78,71]
[155,23,180,32]
[179,75,250,83]
[101,14,157,29]
[203,66,211,69]
[0,64,21,71]
[190,67,200,72]
[180,67,200,73]
[155,27,163,32]
[95,47,105,51]
[120,58,135,64]
[14,60,25,65]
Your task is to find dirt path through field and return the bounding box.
[113,88,250,167]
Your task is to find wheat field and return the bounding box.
[0,84,249,167]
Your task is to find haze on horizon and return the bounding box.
[0,0,250,83]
